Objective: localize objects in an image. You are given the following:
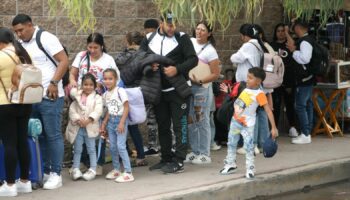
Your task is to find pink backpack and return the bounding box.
[250,43,285,89]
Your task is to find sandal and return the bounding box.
[131,159,148,167]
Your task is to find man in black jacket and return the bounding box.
[140,12,198,173]
[286,19,314,144]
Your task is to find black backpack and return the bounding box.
[36,28,70,87]
[303,36,331,80]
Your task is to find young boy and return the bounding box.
[219,67,278,179]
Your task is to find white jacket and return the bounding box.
[65,88,103,144]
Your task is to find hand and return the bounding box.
[151,63,160,71]
[47,83,58,100]
[286,41,296,52]
[271,128,278,139]
[284,25,289,34]
[163,66,177,77]
[69,80,78,88]
[220,83,229,93]
[190,74,199,85]
[117,122,125,134]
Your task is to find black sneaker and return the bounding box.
[145,147,159,157]
[149,161,167,171]
[161,161,184,174]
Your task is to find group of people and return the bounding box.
[0,11,318,197]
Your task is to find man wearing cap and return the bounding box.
[140,12,198,173]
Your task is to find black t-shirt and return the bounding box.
[270,41,299,87]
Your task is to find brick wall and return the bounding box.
[0,0,283,68]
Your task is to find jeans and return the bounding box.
[295,85,314,136]
[253,107,269,148]
[107,115,132,173]
[224,119,255,172]
[188,85,211,156]
[72,128,97,171]
[128,124,145,159]
[155,90,189,162]
[32,97,64,175]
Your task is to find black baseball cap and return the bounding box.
[160,11,174,24]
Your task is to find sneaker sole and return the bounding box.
[162,168,184,174]
[43,182,62,190]
[219,168,237,175]
[145,153,159,157]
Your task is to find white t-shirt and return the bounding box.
[103,87,128,116]
[233,88,267,127]
[72,51,120,85]
[190,38,219,64]
[20,26,65,98]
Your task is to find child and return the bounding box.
[66,73,103,181]
[219,67,277,179]
[100,68,134,183]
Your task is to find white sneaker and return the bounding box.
[0,182,17,197]
[16,180,32,193]
[184,152,197,163]
[292,134,311,144]
[211,143,222,151]
[289,127,299,137]
[43,172,62,190]
[71,168,83,181]
[43,173,51,184]
[237,147,246,155]
[254,145,260,155]
[192,154,212,164]
[115,172,134,183]
[246,169,255,179]
[105,169,121,180]
[219,164,237,175]
[82,169,96,181]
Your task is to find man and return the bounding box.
[12,14,69,189]
[140,12,198,173]
[286,19,314,144]
[143,18,161,156]
[144,18,159,34]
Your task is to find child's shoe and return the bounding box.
[71,168,82,181]
[105,169,121,180]
[115,172,134,183]
[82,169,96,181]
[219,164,237,175]
[246,169,255,179]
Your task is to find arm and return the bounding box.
[292,41,313,65]
[69,67,79,87]
[89,96,103,121]
[47,50,69,99]
[173,34,198,77]
[267,93,273,111]
[230,44,250,64]
[100,112,109,137]
[118,101,129,134]
[263,104,278,139]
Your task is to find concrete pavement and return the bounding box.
[3,135,350,200]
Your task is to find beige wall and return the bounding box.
[0,0,283,68]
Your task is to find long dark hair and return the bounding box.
[87,32,107,53]
[192,21,216,47]
[239,24,268,53]
[273,23,286,42]
[0,27,32,64]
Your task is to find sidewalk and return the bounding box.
[4,135,350,200]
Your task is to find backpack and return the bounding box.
[117,87,147,125]
[36,28,70,87]
[303,36,331,81]
[0,50,43,104]
[250,43,285,89]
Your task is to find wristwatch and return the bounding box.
[50,80,59,86]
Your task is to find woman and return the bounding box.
[185,21,220,164]
[115,31,147,167]
[270,23,298,137]
[0,27,33,196]
[69,32,119,175]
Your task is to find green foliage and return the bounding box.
[48,0,96,33]
[153,0,265,32]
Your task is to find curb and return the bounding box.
[139,158,350,200]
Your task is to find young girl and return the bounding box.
[101,68,134,183]
[66,73,103,181]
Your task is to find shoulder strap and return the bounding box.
[248,42,264,68]
[1,50,19,65]
[36,29,57,67]
[147,31,157,45]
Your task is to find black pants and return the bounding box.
[155,90,189,163]
[272,86,297,127]
[0,104,32,183]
